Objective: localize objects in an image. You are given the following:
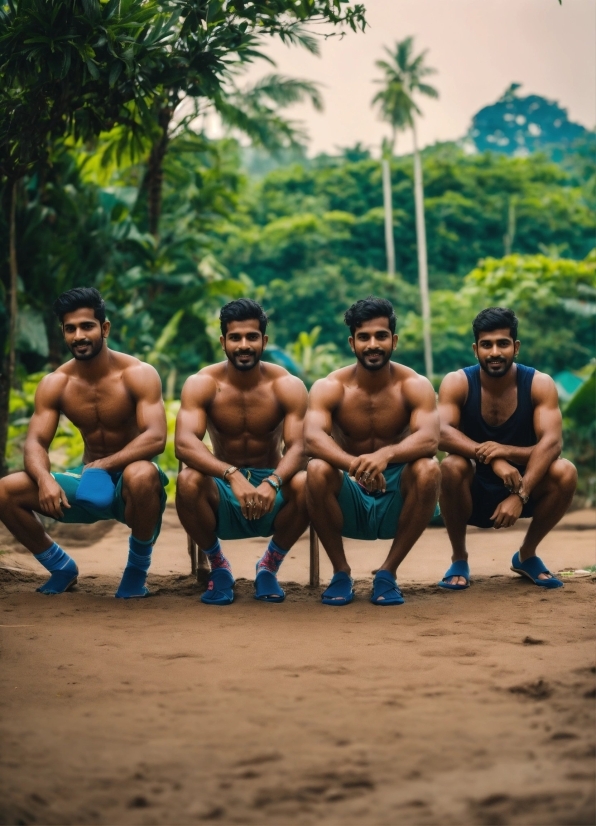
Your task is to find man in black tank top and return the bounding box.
[437,307,577,590]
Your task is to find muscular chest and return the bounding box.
[335,386,409,441]
[61,378,135,430]
[480,385,518,427]
[209,386,283,437]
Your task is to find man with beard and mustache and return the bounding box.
[305,297,440,606]
[437,307,576,590]
[175,299,308,605]
[0,288,169,597]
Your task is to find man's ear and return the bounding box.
[472,342,478,359]
[514,340,521,357]
[262,334,268,350]
[102,320,111,339]
[392,334,398,351]
[220,335,225,351]
[348,335,355,353]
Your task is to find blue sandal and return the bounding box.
[321,572,354,606]
[511,552,563,589]
[371,570,404,605]
[254,568,285,603]
[201,568,235,605]
[438,560,470,590]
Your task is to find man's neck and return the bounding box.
[72,343,112,380]
[225,361,263,389]
[479,362,518,392]
[354,360,394,390]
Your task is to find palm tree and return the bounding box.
[373,37,439,379]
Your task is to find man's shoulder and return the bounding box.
[117,353,161,388]
[36,368,70,401]
[528,368,558,401]
[310,369,348,403]
[438,368,469,398]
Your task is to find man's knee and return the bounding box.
[122,461,161,498]
[0,472,32,513]
[546,458,578,493]
[176,467,209,503]
[285,470,307,505]
[408,457,441,491]
[306,459,339,492]
[440,454,473,486]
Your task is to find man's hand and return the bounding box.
[228,473,275,520]
[476,441,509,464]
[38,475,70,519]
[490,494,523,529]
[349,451,389,490]
[84,459,109,471]
[491,458,522,492]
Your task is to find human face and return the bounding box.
[221,318,267,372]
[62,307,109,361]
[349,317,397,372]
[473,328,520,378]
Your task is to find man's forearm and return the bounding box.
[92,431,165,472]
[521,438,561,495]
[272,443,305,484]
[24,442,52,485]
[493,445,533,465]
[307,433,354,472]
[381,431,437,465]
[439,426,479,458]
[176,438,230,478]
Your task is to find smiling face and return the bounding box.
[221,318,267,372]
[349,316,397,372]
[62,307,109,361]
[473,328,520,378]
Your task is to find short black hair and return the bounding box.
[220,299,268,336]
[472,307,518,342]
[53,287,106,324]
[344,296,396,336]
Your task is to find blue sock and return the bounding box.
[115,536,152,599]
[35,543,78,595]
[257,540,289,575]
[203,539,232,573]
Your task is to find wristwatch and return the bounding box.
[515,488,530,505]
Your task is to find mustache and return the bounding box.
[364,350,385,357]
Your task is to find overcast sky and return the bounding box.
[241,0,596,156]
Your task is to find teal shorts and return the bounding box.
[338,463,407,540]
[49,462,169,542]
[214,468,285,540]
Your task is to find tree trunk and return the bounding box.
[147,106,172,238]
[412,122,433,380]
[382,157,395,278]
[0,181,19,476]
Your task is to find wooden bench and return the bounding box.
[179,462,320,587]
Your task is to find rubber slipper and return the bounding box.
[254,568,285,603]
[321,572,354,606]
[511,552,563,589]
[371,570,404,605]
[201,568,235,605]
[438,560,470,590]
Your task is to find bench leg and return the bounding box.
[309,524,320,588]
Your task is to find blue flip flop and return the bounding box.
[321,572,354,606]
[254,568,285,603]
[371,570,405,605]
[438,560,470,590]
[511,552,563,589]
[201,568,235,605]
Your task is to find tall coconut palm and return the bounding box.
[373,37,439,379]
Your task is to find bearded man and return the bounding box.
[437,307,576,590]
[0,288,168,597]
[304,297,440,606]
[175,299,308,605]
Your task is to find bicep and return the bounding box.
[533,384,563,442]
[304,382,335,439]
[281,382,308,449]
[409,385,440,437]
[132,369,166,434]
[438,374,465,429]
[175,379,212,442]
[26,380,61,449]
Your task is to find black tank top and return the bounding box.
[460,363,537,483]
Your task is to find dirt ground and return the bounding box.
[0,507,594,826]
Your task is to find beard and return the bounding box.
[227,349,261,372]
[68,338,104,361]
[479,356,514,378]
[356,349,392,372]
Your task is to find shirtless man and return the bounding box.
[438,307,577,590]
[0,288,168,598]
[305,297,440,606]
[175,299,308,605]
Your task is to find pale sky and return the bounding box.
[241,0,596,156]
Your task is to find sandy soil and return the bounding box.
[0,508,594,826]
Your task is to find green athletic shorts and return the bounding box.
[214,468,285,540]
[338,462,407,540]
[49,462,169,542]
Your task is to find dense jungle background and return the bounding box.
[1,1,594,500]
